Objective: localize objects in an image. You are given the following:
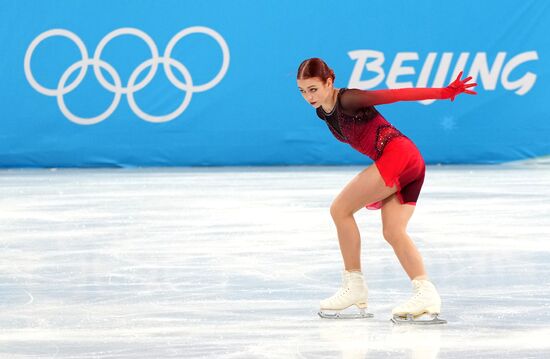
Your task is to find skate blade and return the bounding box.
[391,313,447,325]
[318,307,374,320]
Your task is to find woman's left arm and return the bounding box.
[341,72,477,109]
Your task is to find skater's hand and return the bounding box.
[442,71,477,101]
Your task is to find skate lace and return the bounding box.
[409,290,424,305]
[326,273,366,302]
[331,286,349,300]
[401,284,428,308]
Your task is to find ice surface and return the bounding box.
[1,164,549,358]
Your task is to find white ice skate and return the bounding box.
[318,270,373,319]
[391,279,447,325]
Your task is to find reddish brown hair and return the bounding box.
[297,58,335,83]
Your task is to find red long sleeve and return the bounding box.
[340,88,446,112]
[340,72,477,111]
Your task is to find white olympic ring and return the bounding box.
[24,26,230,124]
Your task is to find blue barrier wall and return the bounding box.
[1,0,548,167]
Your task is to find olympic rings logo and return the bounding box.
[24,27,230,125]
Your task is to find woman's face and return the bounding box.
[297,77,333,108]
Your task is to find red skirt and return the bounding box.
[366,137,426,210]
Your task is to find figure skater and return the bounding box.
[296,58,476,324]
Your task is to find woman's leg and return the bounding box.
[330,164,397,271]
[380,194,427,280]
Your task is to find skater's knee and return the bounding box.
[330,200,353,220]
[382,227,407,246]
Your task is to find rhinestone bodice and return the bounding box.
[316,88,406,160]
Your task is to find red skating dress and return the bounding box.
[316,88,427,210]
